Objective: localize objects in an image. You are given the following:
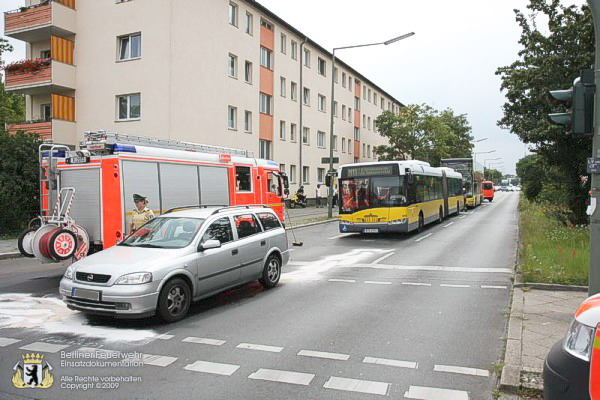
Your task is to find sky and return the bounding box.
[1,0,587,175]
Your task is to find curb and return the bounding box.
[500,287,524,392]
[0,252,21,261]
[287,218,337,230]
[514,282,588,292]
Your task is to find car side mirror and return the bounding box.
[199,239,221,251]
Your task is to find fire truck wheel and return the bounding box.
[48,229,77,261]
[17,228,37,258]
[259,254,281,289]
[157,278,191,323]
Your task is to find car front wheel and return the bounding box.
[157,278,191,323]
[259,255,281,289]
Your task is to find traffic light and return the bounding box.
[548,69,595,135]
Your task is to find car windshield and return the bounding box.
[340,176,406,214]
[121,217,205,249]
[483,183,493,190]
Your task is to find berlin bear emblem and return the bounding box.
[12,353,54,389]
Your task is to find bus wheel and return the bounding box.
[438,207,443,224]
[417,213,424,233]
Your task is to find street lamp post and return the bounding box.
[484,157,501,170]
[473,150,495,167]
[488,162,503,180]
[327,32,415,218]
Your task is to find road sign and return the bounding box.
[321,157,339,164]
[589,157,600,174]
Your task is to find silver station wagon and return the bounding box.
[59,206,289,322]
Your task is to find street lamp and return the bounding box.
[473,150,495,166]
[484,157,501,170]
[472,138,488,143]
[487,162,503,180]
[327,32,415,218]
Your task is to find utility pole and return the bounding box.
[588,0,600,296]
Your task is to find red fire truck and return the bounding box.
[17,131,288,263]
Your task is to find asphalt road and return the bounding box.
[0,191,518,400]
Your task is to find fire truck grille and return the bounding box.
[76,272,111,283]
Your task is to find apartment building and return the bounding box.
[3,0,403,195]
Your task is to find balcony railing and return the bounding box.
[7,118,76,144]
[4,59,75,95]
[4,0,76,42]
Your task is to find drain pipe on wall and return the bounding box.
[299,37,307,191]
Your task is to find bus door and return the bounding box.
[442,171,449,217]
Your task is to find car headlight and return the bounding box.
[563,319,594,361]
[64,265,75,280]
[115,273,152,285]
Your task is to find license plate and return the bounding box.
[363,229,379,233]
[66,156,90,164]
[71,288,100,301]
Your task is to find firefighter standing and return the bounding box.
[130,194,155,233]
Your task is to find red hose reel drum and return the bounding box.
[38,228,77,261]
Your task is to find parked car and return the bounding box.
[543,294,597,399]
[60,206,289,322]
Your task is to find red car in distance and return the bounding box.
[482,181,495,202]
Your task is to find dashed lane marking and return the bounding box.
[371,251,395,265]
[20,342,69,353]
[481,285,508,289]
[434,364,490,377]
[183,337,226,346]
[363,356,418,369]
[155,334,174,340]
[184,360,240,376]
[298,350,350,361]
[135,354,178,367]
[404,385,469,400]
[458,216,467,220]
[346,264,513,274]
[248,368,315,386]
[443,222,454,228]
[402,282,432,287]
[324,376,390,396]
[0,337,21,347]
[364,281,392,285]
[328,279,356,283]
[237,343,284,353]
[440,284,471,288]
[415,233,433,242]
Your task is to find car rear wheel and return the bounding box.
[158,278,191,323]
[259,254,281,289]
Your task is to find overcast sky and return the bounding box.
[1,0,587,175]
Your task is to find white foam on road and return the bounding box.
[324,376,389,396]
[404,385,469,400]
[184,360,240,376]
[237,342,283,353]
[20,341,69,353]
[298,349,350,361]
[434,364,490,377]
[371,252,395,265]
[183,337,226,346]
[248,368,315,386]
[363,356,417,369]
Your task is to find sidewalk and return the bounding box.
[0,239,19,260]
[501,286,588,396]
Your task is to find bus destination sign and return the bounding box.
[342,164,397,178]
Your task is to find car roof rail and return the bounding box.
[210,204,271,216]
[164,205,228,214]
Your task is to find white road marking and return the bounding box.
[20,342,69,353]
[184,360,240,376]
[363,356,417,369]
[298,350,350,361]
[440,284,471,288]
[324,376,389,396]
[404,385,469,400]
[249,368,315,386]
[458,216,467,220]
[286,261,310,266]
[155,334,174,340]
[443,222,454,228]
[328,233,354,240]
[481,285,508,289]
[434,364,490,377]
[137,354,178,367]
[0,337,21,347]
[328,279,356,283]
[237,343,283,353]
[415,233,433,242]
[402,282,432,287]
[344,264,513,274]
[365,281,392,285]
[183,337,226,346]
[371,251,395,265]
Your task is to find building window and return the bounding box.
[342,72,347,88]
[302,127,310,145]
[259,140,272,159]
[354,97,360,111]
[41,103,51,121]
[302,166,309,184]
[290,82,298,101]
[228,106,237,129]
[333,135,338,151]
[228,54,237,78]
[291,40,298,60]
[388,101,391,110]
[348,77,352,91]
[348,139,352,154]
[363,143,366,157]
[244,61,252,83]
[303,48,310,67]
[318,57,326,76]
[318,94,326,112]
[117,93,141,120]
[363,114,366,128]
[290,165,297,183]
[281,33,287,54]
[280,77,286,97]
[260,19,274,31]
[363,85,366,100]
[245,12,253,34]
[373,147,377,159]
[354,127,360,141]
[40,49,51,59]
[290,123,297,142]
[368,88,372,102]
[244,111,252,132]
[374,93,378,105]
[260,47,273,70]
[333,101,338,117]
[259,93,273,115]
[279,120,286,140]
[317,168,325,184]
[368,116,371,130]
[342,137,346,153]
[367,145,371,158]
[279,164,286,174]
[229,2,238,27]
[303,87,310,106]
[118,33,141,60]
[342,105,346,120]
[317,131,326,148]
[348,107,352,122]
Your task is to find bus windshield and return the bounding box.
[340,176,406,214]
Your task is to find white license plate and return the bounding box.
[72,288,100,301]
[363,229,379,233]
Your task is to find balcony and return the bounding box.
[4,59,76,95]
[7,119,76,144]
[4,0,76,42]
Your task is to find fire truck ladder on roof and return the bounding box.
[83,130,255,158]
[39,144,70,217]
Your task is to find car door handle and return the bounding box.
[231,249,238,255]
[260,240,266,246]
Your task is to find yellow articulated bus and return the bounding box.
[441,158,484,208]
[337,161,464,234]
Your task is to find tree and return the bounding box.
[484,168,503,183]
[496,0,593,222]
[516,155,546,201]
